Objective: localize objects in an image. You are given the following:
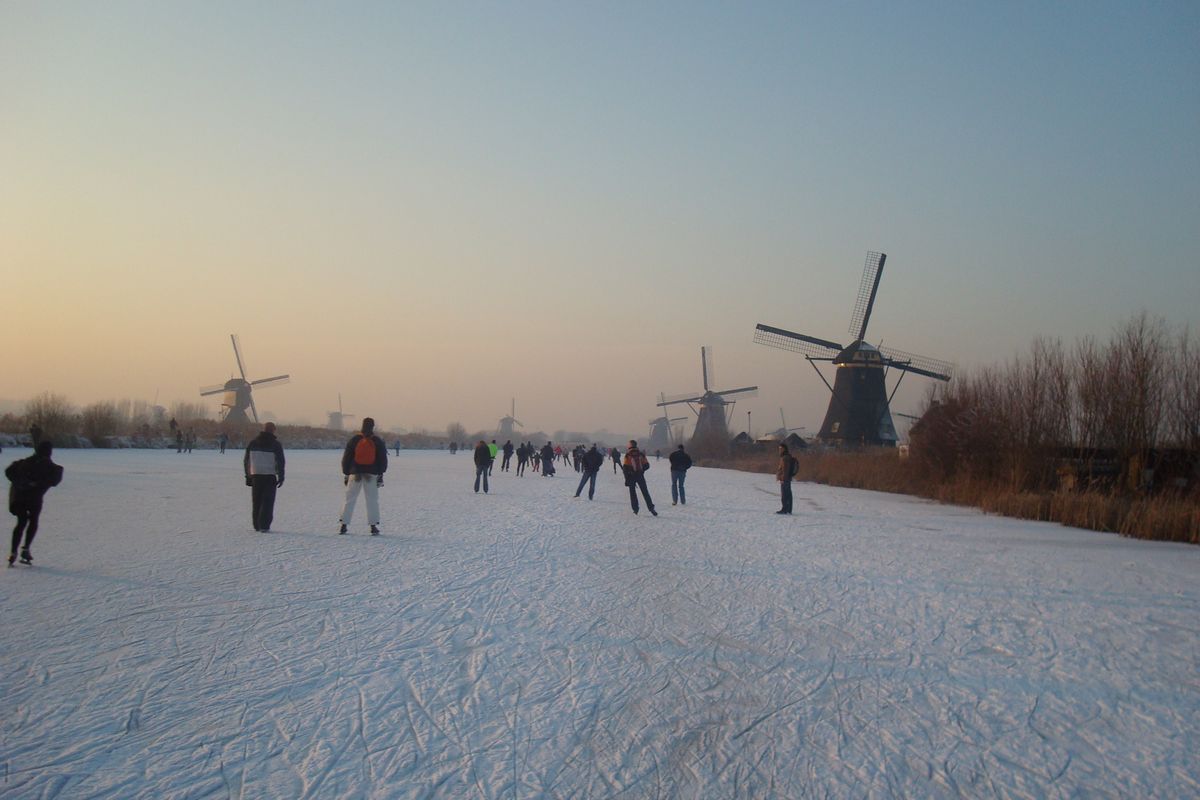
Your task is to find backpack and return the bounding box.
[788,456,799,479]
[354,436,377,467]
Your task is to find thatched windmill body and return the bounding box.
[327,394,356,431]
[658,347,757,453]
[754,251,952,446]
[199,335,290,425]
[497,399,524,438]
[648,393,688,451]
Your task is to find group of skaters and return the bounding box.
[7,417,803,565]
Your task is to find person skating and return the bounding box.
[218,432,228,454]
[540,442,556,476]
[244,422,285,532]
[501,440,514,472]
[668,443,693,506]
[6,441,63,566]
[776,443,798,514]
[611,447,621,473]
[622,440,657,516]
[473,439,491,493]
[574,444,606,500]
[515,443,528,476]
[339,417,388,535]
[487,440,498,475]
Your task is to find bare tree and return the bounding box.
[24,392,76,443]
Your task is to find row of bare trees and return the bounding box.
[912,314,1199,493]
[3,393,212,444]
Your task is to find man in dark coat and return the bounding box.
[6,441,63,566]
[622,440,657,516]
[501,440,514,472]
[339,417,389,535]
[668,444,693,506]
[540,442,556,476]
[244,422,285,532]
[776,443,798,515]
[574,444,606,500]
[473,440,491,493]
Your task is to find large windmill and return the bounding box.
[497,399,523,438]
[327,394,356,431]
[754,251,952,447]
[658,347,758,454]
[647,393,688,452]
[199,335,290,426]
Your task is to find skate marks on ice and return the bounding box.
[1,450,1199,797]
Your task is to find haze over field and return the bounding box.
[3,3,1198,435]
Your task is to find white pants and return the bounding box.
[341,475,380,526]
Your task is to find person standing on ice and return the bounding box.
[487,439,499,475]
[515,442,528,476]
[776,442,798,515]
[574,444,605,500]
[243,422,285,533]
[668,443,692,506]
[6,441,63,566]
[473,440,491,493]
[339,417,388,535]
[610,446,621,473]
[540,442,556,476]
[622,440,657,516]
[501,440,514,472]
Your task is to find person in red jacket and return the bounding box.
[339,417,388,535]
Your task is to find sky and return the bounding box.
[3,1,1198,437]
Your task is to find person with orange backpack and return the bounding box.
[339,417,388,535]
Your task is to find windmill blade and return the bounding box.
[753,324,843,357]
[658,395,704,407]
[716,386,758,399]
[250,374,290,388]
[701,346,714,393]
[231,334,249,381]
[514,419,524,427]
[669,417,688,423]
[199,383,226,396]
[878,346,954,381]
[248,393,260,424]
[848,251,886,342]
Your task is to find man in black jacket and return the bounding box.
[668,444,693,506]
[244,422,285,532]
[473,440,491,493]
[574,444,606,500]
[339,417,388,535]
[7,441,64,566]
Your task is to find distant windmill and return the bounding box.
[327,394,357,431]
[754,251,953,446]
[648,393,688,452]
[772,409,806,441]
[658,347,758,454]
[199,335,290,425]
[497,399,524,438]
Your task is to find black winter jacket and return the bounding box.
[668,450,693,471]
[244,431,285,480]
[342,434,389,475]
[581,447,605,473]
[6,455,63,512]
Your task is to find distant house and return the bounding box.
[783,432,807,450]
[732,432,755,446]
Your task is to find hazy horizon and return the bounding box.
[4,3,1197,437]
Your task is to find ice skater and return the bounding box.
[501,440,514,472]
[622,440,657,516]
[339,417,388,535]
[573,444,605,500]
[668,443,692,506]
[776,443,798,515]
[244,422,285,532]
[473,440,491,493]
[6,441,63,566]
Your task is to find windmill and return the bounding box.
[754,251,953,447]
[648,393,688,452]
[327,394,357,431]
[658,347,758,454]
[199,335,290,426]
[497,399,523,438]
[771,409,806,441]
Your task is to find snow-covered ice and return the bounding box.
[2,449,1197,798]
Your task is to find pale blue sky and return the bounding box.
[3,2,1197,435]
